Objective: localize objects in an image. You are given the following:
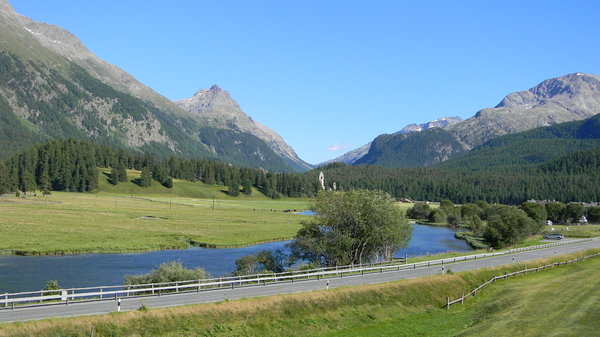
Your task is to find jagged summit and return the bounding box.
[396,116,462,135]
[175,86,312,171]
[449,72,600,148]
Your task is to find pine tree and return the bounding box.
[228,178,240,197]
[110,167,120,185]
[117,163,128,182]
[138,167,152,187]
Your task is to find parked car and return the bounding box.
[544,233,564,240]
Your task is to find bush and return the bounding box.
[428,208,447,223]
[43,280,61,296]
[125,261,210,285]
[406,202,432,219]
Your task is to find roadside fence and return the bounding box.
[0,238,593,310]
[445,251,600,309]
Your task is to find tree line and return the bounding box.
[407,199,600,249]
[1,138,599,206]
[0,138,322,198]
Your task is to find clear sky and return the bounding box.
[9,0,600,165]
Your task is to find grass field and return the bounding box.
[542,224,600,238]
[1,250,597,337]
[0,170,311,255]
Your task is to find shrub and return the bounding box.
[125,261,210,285]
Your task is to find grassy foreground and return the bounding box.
[0,170,310,255]
[1,250,598,337]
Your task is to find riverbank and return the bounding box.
[2,249,597,336]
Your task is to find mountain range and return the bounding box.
[0,0,309,172]
[2,0,599,174]
[330,73,600,168]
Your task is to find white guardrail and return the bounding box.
[0,238,594,310]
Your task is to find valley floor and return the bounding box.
[0,190,309,255]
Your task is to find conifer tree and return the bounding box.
[138,167,152,187]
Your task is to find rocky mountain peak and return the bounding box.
[174,86,312,171]
[448,72,600,148]
[0,0,15,15]
[495,72,600,109]
[396,116,462,135]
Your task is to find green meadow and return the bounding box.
[0,169,310,255]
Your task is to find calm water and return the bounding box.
[0,224,470,293]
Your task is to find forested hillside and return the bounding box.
[354,128,466,168]
[0,139,320,198]
[2,114,600,204]
[440,113,600,171]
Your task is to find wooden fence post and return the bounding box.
[446,297,450,309]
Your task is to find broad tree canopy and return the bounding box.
[290,190,412,267]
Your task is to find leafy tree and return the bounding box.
[546,202,565,223]
[428,208,447,223]
[406,202,431,219]
[440,199,455,212]
[447,213,461,228]
[233,249,286,276]
[461,204,483,219]
[465,215,484,235]
[587,207,600,223]
[483,206,538,248]
[289,190,411,266]
[519,202,548,225]
[564,203,585,223]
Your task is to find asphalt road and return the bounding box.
[1,239,598,323]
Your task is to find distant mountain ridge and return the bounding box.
[320,116,461,166]
[338,73,600,168]
[0,0,308,172]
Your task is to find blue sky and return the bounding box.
[10,0,600,164]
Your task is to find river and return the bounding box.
[0,224,471,293]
